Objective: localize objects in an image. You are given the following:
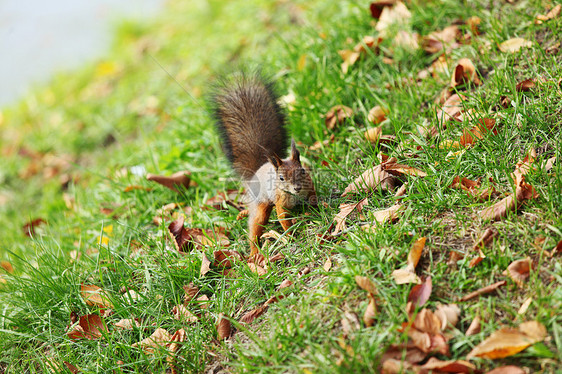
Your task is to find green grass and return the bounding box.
[1,0,561,372]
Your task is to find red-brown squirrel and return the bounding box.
[210,72,316,256]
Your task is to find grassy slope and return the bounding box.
[1,0,561,373]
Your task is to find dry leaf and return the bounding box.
[239,304,269,324]
[132,328,172,354]
[535,4,561,24]
[466,16,481,35]
[460,280,506,302]
[115,318,140,330]
[515,78,536,92]
[365,127,382,143]
[323,257,332,272]
[167,329,186,374]
[466,315,481,336]
[486,366,525,374]
[332,197,369,235]
[480,181,537,221]
[1,261,13,273]
[467,321,547,359]
[422,25,460,54]
[381,342,427,366]
[213,250,242,268]
[183,282,199,304]
[419,357,475,373]
[506,258,533,287]
[499,38,532,53]
[325,105,353,130]
[367,105,388,124]
[67,313,108,340]
[81,284,113,309]
[355,275,378,295]
[375,2,412,38]
[517,297,533,315]
[278,279,293,290]
[512,149,536,185]
[363,203,404,227]
[171,305,198,323]
[217,314,232,340]
[146,171,191,193]
[393,30,419,50]
[382,162,427,177]
[436,93,464,125]
[459,118,497,147]
[407,276,432,307]
[342,164,396,196]
[369,0,397,19]
[391,237,425,285]
[248,262,267,276]
[200,253,212,276]
[22,218,46,237]
[363,294,377,327]
[451,58,481,87]
[544,155,556,172]
[434,304,460,330]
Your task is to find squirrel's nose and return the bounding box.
[295,185,302,193]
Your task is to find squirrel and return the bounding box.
[210,72,316,256]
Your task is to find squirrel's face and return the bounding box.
[276,160,310,197]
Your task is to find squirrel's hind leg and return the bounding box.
[248,202,274,257]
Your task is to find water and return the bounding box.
[0,0,163,107]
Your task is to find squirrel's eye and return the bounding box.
[279,175,285,181]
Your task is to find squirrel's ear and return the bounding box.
[291,138,301,162]
[267,153,283,170]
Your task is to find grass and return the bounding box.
[1,0,561,372]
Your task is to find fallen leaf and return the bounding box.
[407,276,432,308]
[200,253,212,276]
[367,105,388,124]
[393,30,419,51]
[132,328,172,353]
[369,0,396,19]
[459,280,506,302]
[381,342,427,366]
[459,118,497,147]
[375,2,412,37]
[420,357,476,373]
[183,282,199,304]
[325,105,354,129]
[114,318,140,330]
[466,16,481,35]
[517,297,533,315]
[466,315,481,336]
[382,161,427,177]
[467,320,547,359]
[172,305,198,323]
[365,127,382,143]
[544,155,556,172]
[506,258,533,287]
[436,93,465,125]
[391,237,425,285]
[323,257,332,272]
[422,25,460,54]
[217,313,232,340]
[485,365,526,374]
[22,218,46,237]
[1,261,13,273]
[473,227,499,251]
[515,78,536,92]
[239,304,269,324]
[451,58,481,88]
[167,329,186,374]
[512,149,536,185]
[480,181,537,221]
[67,313,108,340]
[535,4,561,24]
[248,262,267,276]
[342,164,396,196]
[363,294,377,327]
[363,203,404,227]
[434,304,460,330]
[332,197,369,235]
[146,171,191,193]
[213,250,242,268]
[81,284,113,309]
[499,38,532,53]
[278,279,293,290]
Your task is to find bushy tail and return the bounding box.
[209,72,288,179]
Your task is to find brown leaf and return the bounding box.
[459,118,497,147]
[278,279,293,290]
[407,276,432,307]
[506,258,533,287]
[1,261,13,273]
[515,78,536,92]
[466,315,481,336]
[434,304,460,330]
[248,262,267,276]
[499,38,532,53]
[382,162,427,177]
[200,253,212,276]
[132,328,172,353]
[486,366,526,374]
[183,282,199,304]
[381,342,427,365]
[460,280,506,302]
[392,237,425,284]
[369,0,396,19]
[81,284,113,309]
[22,218,46,237]
[467,320,547,359]
[363,294,377,327]
[239,304,269,324]
[355,275,378,295]
[171,305,198,323]
[544,155,556,172]
[480,181,537,221]
[323,257,332,272]
[375,2,411,37]
[364,126,382,143]
[473,227,498,251]
[367,105,388,124]
[422,25,460,54]
[363,203,404,227]
[325,105,353,130]
[451,58,481,88]
[413,309,442,336]
[167,329,186,374]
[114,318,140,330]
[332,197,369,235]
[436,93,464,125]
[213,250,242,268]
[342,164,396,196]
[217,313,232,340]
[419,357,475,373]
[535,4,561,24]
[146,171,191,193]
[67,314,108,340]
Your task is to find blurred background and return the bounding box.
[0,0,163,107]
